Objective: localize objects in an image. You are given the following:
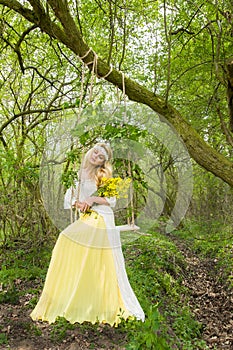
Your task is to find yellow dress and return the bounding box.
[30,180,144,326]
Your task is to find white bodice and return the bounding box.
[64,179,116,209]
[78,179,97,202]
[64,179,96,208]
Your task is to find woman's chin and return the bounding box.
[90,160,97,166]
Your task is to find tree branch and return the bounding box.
[216,104,233,147]
[14,23,38,71]
[170,27,195,35]
[1,0,233,187]
[0,104,76,135]
[226,57,233,132]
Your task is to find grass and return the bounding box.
[175,219,233,285]
[0,223,216,349]
[122,230,208,349]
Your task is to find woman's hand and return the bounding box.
[74,201,86,212]
[74,197,95,212]
[74,196,109,212]
[84,197,95,207]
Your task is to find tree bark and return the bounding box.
[226,58,233,132]
[1,0,233,186]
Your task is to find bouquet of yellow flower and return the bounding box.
[97,177,131,198]
[80,177,131,218]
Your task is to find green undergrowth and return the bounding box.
[121,231,208,349]
[0,244,52,305]
[174,219,233,285]
[0,229,209,349]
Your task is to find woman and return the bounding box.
[30,143,145,326]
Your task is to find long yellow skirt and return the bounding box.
[30,211,132,326]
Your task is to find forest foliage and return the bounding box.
[0,0,233,348]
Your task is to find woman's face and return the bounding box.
[89,147,106,167]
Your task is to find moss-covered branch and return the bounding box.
[1,0,233,186]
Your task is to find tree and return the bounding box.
[0,0,233,186]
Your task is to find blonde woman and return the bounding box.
[30,143,145,326]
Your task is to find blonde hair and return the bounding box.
[82,143,113,187]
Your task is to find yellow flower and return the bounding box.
[97,177,131,198]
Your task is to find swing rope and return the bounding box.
[71,50,102,223]
[117,73,151,236]
[116,72,140,233]
[79,48,113,80]
[69,55,91,223]
[68,54,150,235]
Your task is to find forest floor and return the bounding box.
[1,234,233,350]
[169,234,233,350]
[0,288,127,350]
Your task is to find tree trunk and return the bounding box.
[1,0,233,186]
[226,58,233,132]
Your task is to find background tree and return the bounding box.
[0,0,233,246]
[0,0,232,185]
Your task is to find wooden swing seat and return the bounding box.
[116,224,140,232]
